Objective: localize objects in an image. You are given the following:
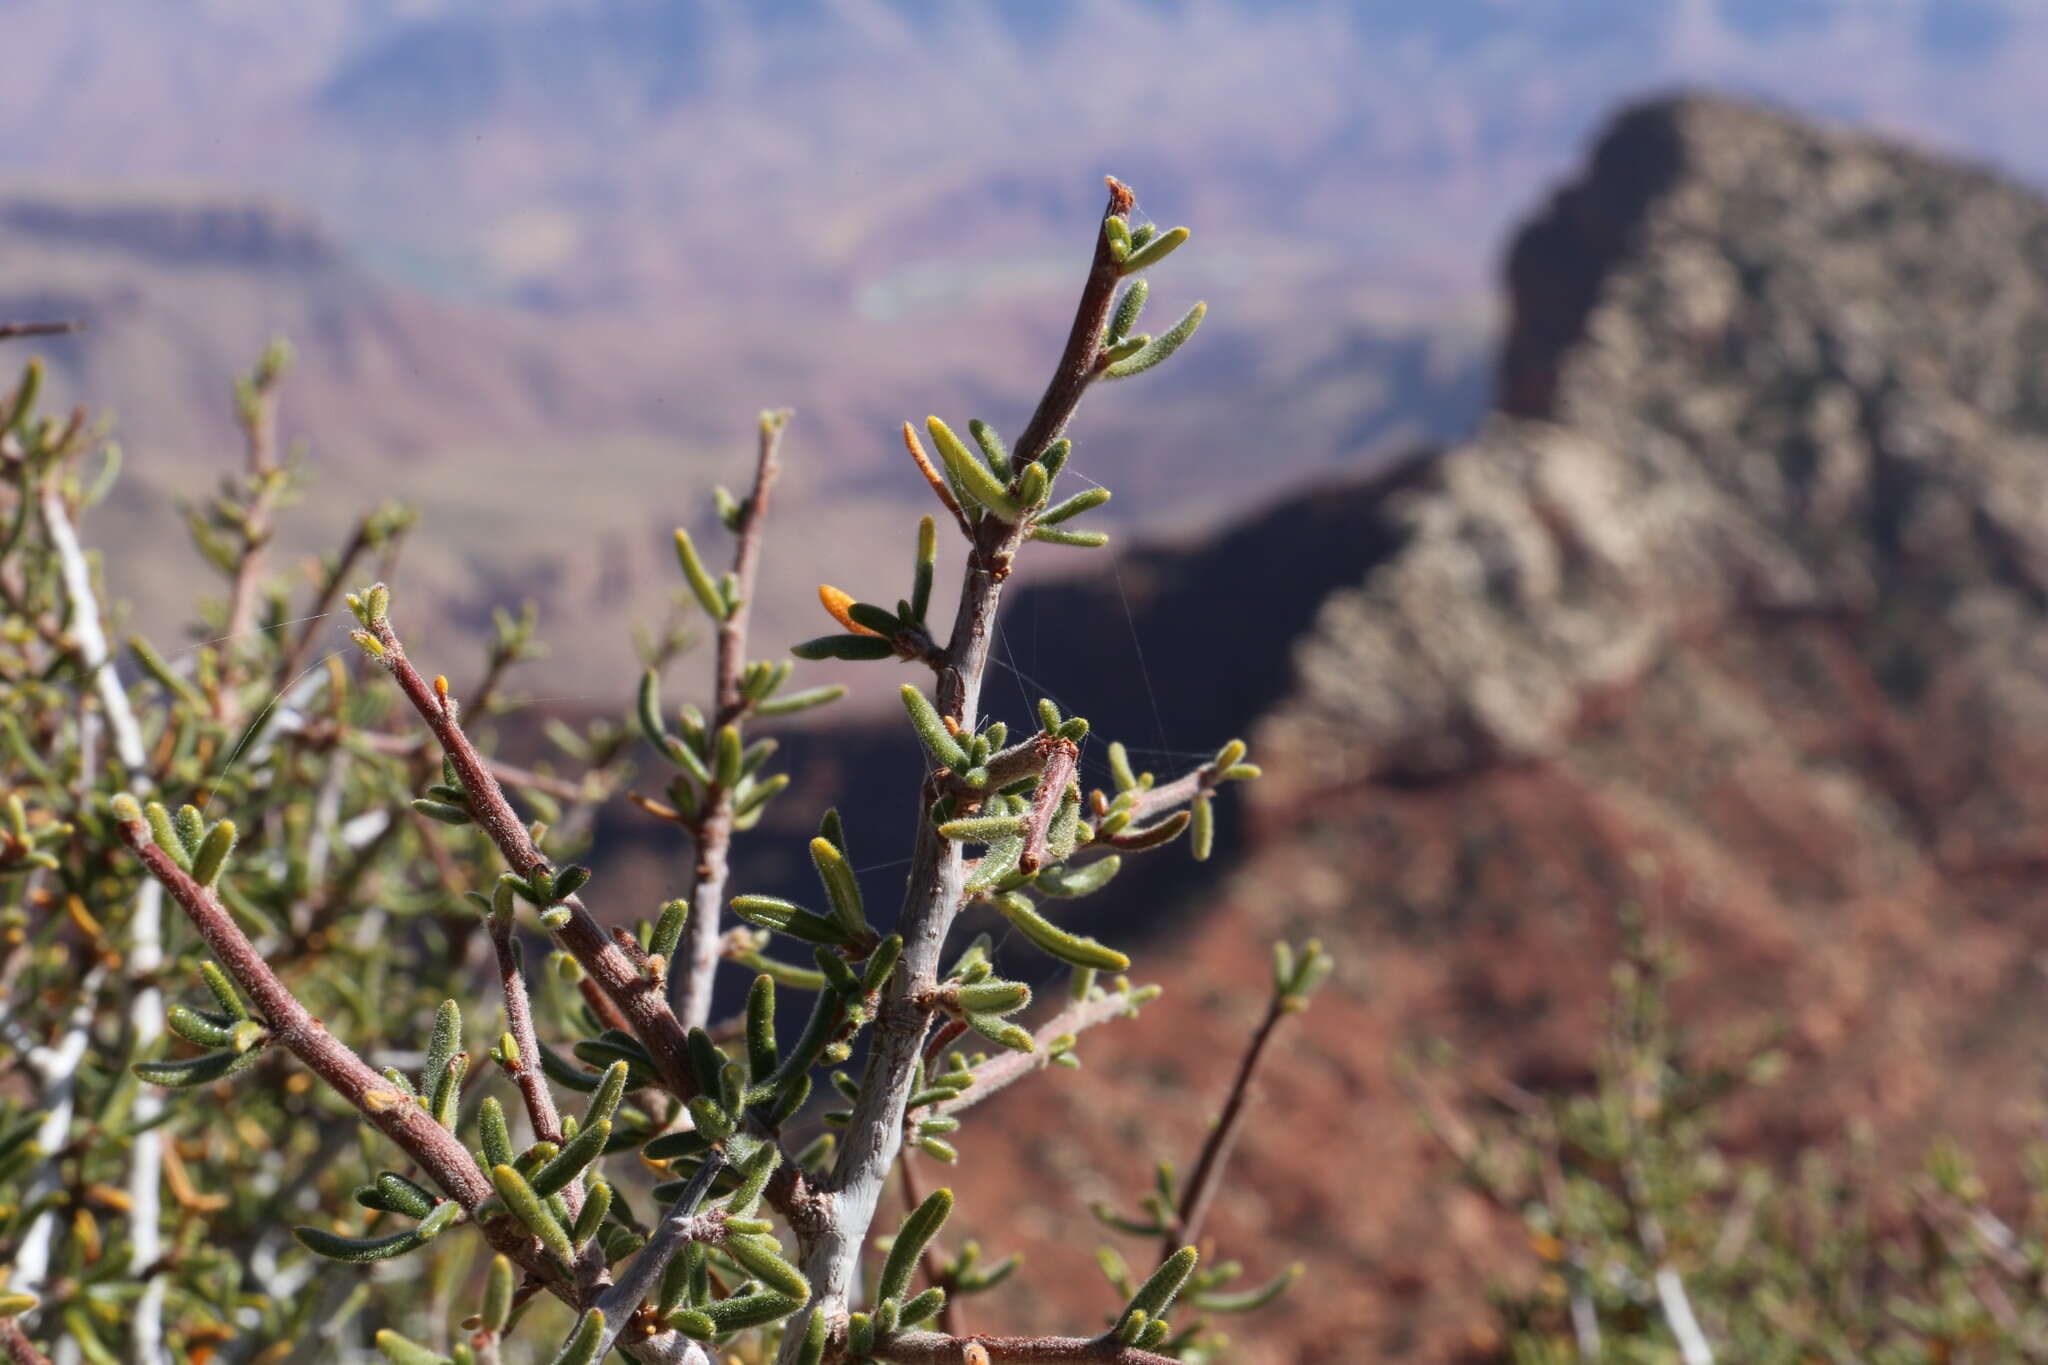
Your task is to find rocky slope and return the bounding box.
[922,95,2048,1361]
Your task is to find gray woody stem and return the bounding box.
[674,413,786,1029]
[785,179,1135,1357]
[588,1152,727,1358]
[929,989,1143,1121]
[36,484,167,1364]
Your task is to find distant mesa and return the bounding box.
[0,191,340,273]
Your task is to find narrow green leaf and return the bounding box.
[674,529,730,621]
[585,1060,630,1129]
[900,684,968,769]
[1110,278,1149,340]
[726,1233,811,1300]
[411,798,472,826]
[173,805,205,856]
[955,980,1030,1014]
[964,1012,1034,1053]
[755,684,845,718]
[793,1308,828,1365]
[709,724,740,789]
[1040,855,1122,896]
[937,815,1026,843]
[548,1310,606,1365]
[1029,526,1109,548]
[370,1172,437,1219]
[573,1179,612,1246]
[297,1223,434,1264]
[145,802,191,871]
[1120,1246,1199,1331]
[701,1291,804,1332]
[879,1187,953,1304]
[483,1254,516,1331]
[479,1097,515,1169]
[927,416,1021,522]
[745,974,778,1080]
[846,601,902,637]
[1104,301,1205,379]
[423,1001,461,1094]
[540,1041,604,1092]
[491,1163,574,1263]
[373,1330,452,1365]
[731,894,855,946]
[1192,1261,1303,1313]
[1118,225,1189,275]
[128,635,208,710]
[134,1047,262,1088]
[165,1004,235,1048]
[861,934,903,993]
[1036,487,1111,526]
[809,836,868,937]
[790,634,894,662]
[968,418,1011,479]
[910,515,936,623]
[993,894,1129,971]
[1106,810,1191,850]
[650,899,689,960]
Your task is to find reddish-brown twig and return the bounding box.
[489,912,563,1146]
[1159,992,1286,1261]
[109,808,568,1292]
[0,1318,54,1365]
[1017,737,1078,874]
[363,613,699,1102]
[0,320,80,341]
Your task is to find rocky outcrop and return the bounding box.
[1277,95,2048,796]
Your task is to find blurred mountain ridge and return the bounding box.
[15,0,2048,678]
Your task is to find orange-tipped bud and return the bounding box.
[818,585,881,637]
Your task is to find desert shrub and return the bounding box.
[1423,917,2048,1364]
[0,182,1327,1365]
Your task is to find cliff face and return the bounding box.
[938,96,2048,1362]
